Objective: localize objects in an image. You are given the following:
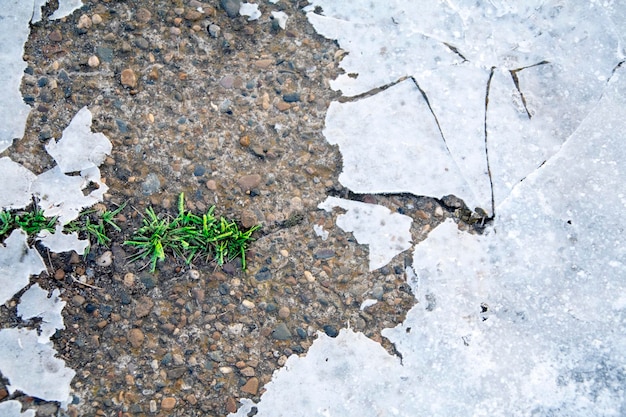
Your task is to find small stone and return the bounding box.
[72,295,85,306]
[278,306,290,319]
[134,296,154,318]
[275,101,292,112]
[120,69,137,88]
[261,92,270,110]
[123,273,135,287]
[237,174,261,191]
[272,323,292,340]
[206,180,217,190]
[208,24,221,38]
[283,92,301,102]
[240,366,255,377]
[142,173,160,195]
[240,377,259,395]
[77,14,92,29]
[128,328,144,348]
[149,400,157,413]
[49,30,62,42]
[226,397,237,413]
[185,10,203,20]
[96,251,113,267]
[304,270,315,282]
[136,8,152,23]
[242,300,255,309]
[254,59,274,68]
[323,325,339,338]
[255,266,272,282]
[220,0,241,18]
[170,27,182,36]
[240,210,257,229]
[219,75,235,89]
[314,249,335,260]
[239,135,250,147]
[185,394,197,405]
[54,269,65,280]
[87,55,100,68]
[91,14,103,25]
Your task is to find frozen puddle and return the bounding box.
[231,1,626,416]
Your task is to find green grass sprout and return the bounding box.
[123,193,260,272]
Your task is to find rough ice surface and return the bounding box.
[0,400,36,417]
[0,328,76,404]
[37,225,90,254]
[230,1,626,416]
[0,1,36,153]
[307,0,624,214]
[239,2,261,21]
[46,107,112,174]
[18,284,67,343]
[318,196,412,271]
[0,230,46,305]
[48,0,84,20]
[0,157,37,210]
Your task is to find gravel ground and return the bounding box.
[0,1,477,415]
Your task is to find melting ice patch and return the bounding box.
[0,401,35,417]
[0,328,76,405]
[18,284,67,343]
[307,0,624,215]
[0,230,46,305]
[318,196,412,271]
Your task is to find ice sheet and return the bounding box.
[0,157,37,210]
[0,401,35,417]
[0,328,76,404]
[318,196,413,271]
[0,230,46,305]
[18,284,66,343]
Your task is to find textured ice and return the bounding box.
[0,1,36,153]
[0,328,76,404]
[0,401,35,417]
[18,284,66,343]
[318,196,412,271]
[37,225,90,254]
[0,157,37,210]
[239,2,261,21]
[0,230,46,305]
[271,11,288,29]
[48,0,85,20]
[46,107,112,174]
[307,0,624,214]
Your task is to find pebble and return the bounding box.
[134,296,154,318]
[149,400,157,413]
[161,397,176,410]
[72,295,85,306]
[323,325,339,338]
[54,269,65,280]
[87,55,100,68]
[141,173,161,195]
[136,8,152,23]
[275,101,292,112]
[206,179,217,190]
[92,14,103,25]
[240,210,258,229]
[237,174,261,191]
[255,266,272,281]
[128,328,144,348]
[313,249,335,260]
[278,306,290,319]
[123,272,135,287]
[226,397,238,413]
[120,69,137,88]
[304,270,315,282]
[208,24,221,38]
[272,323,291,340]
[96,251,113,267]
[254,59,274,68]
[49,29,62,42]
[283,92,301,103]
[77,14,92,29]
[241,300,255,309]
[220,0,241,18]
[240,377,259,395]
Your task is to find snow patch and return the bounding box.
[18,284,67,343]
[0,230,46,305]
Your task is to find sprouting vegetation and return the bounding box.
[0,193,260,273]
[124,193,260,272]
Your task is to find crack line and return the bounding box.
[484,67,496,217]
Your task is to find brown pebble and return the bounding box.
[91,14,103,25]
[240,210,258,229]
[127,328,144,348]
[54,269,65,280]
[49,30,62,42]
[275,101,292,112]
[72,295,85,306]
[185,10,203,21]
[226,397,238,413]
[237,174,262,191]
[77,14,92,29]
[96,320,108,329]
[134,296,154,318]
[241,377,259,395]
[240,366,255,377]
[185,394,198,405]
[161,397,176,410]
[239,135,250,147]
[136,8,152,23]
[120,69,137,88]
[206,179,217,190]
[254,59,273,68]
[278,306,290,319]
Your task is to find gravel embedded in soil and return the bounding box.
[0,1,478,416]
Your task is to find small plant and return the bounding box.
[65,202,126,247]
[0,200,57,239]
[123,193,260,272]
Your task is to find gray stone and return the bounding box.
[208,24,221,38]
[372,285,384,300]
[272,323,292,340]
[141,173,160,195]
[220,0,241,18]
